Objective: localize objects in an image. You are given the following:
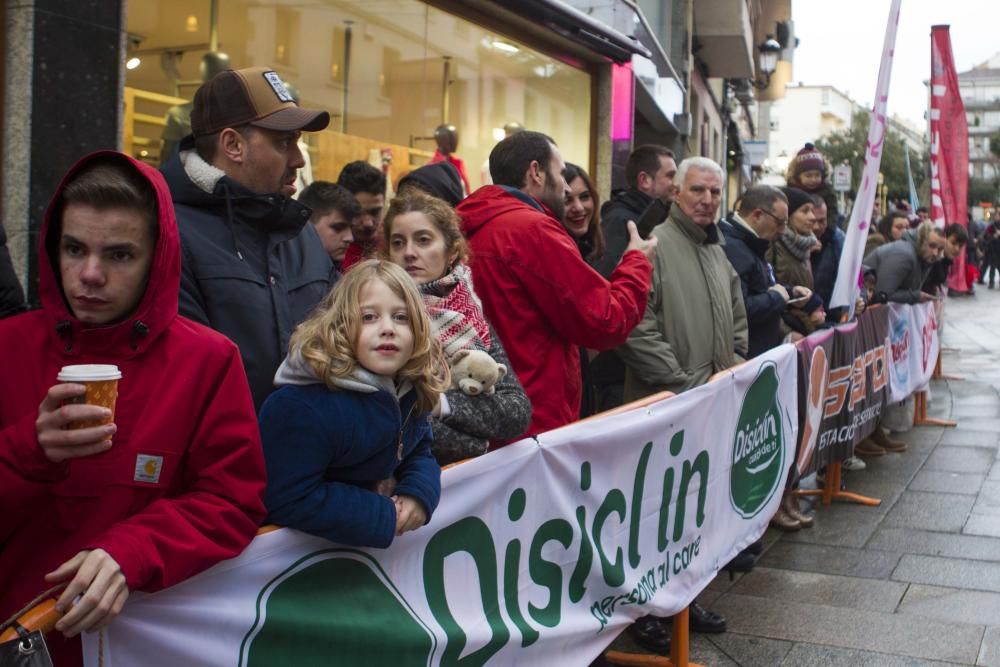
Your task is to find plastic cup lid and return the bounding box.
[57,364,122,382]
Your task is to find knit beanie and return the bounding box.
[398,161,464,207]
[780,186,814,216]
[792,143,826,179]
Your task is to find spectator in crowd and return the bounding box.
[298,181,358,275]
[865,221,947,305]
[916,206,930,225]
[161,66,334,411]
[397,161,465,208]
[722,186,822,531]
[260,261,448,548]
[866,209,910,258]
[456,131,654,443]
[596,145,676,278]
[923,223,969,295]
[382,191,531,464]
[338,161,387,269]
[857,222,949,459]
[0,152,266,666]
[562,162,605,417]
[0,221,26,318]
[770,187,825,337]
[619,156,745,641]
[981,212,1000,288]
[784,143,839,228]
[809,197,846,321]
[721,186,798,358]
[587,146,677,414]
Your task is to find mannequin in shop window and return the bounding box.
[430,124,470,196]
[159,52,231,166]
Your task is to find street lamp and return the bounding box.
[752,36,782,89]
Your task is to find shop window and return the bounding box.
[124,0,592,187]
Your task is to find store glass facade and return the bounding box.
[126,0,593,189]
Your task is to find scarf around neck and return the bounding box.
[781,227,818,261]
[420,263,492,360]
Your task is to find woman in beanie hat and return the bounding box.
[786,142,840,227]
[769,187,826,335]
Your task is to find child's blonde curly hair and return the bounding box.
[290,259,450,413]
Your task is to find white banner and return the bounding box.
[84,346,798,667]
[887,302,940,403]
[830,0,902,310]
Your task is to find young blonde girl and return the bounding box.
[259,260,450,547]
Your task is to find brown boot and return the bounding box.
[784,494,814,528]
[770,506,801,532]
[870,427,907,452]
[855,438,886,457]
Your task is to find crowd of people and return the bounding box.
[0,66,976,664]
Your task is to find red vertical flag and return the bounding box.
[929,25,969,292]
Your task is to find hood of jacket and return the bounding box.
[398,161,465,207]
[457,185,549,240]
[274,348,413,399]
[160,137,312,246]
[724,213,770,257]
[601,188,654,219]
[669,203,723,246]
[40,151,179,358]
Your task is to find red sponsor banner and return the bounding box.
[929,25,970,292]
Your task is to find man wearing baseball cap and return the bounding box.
[161,67,336,410]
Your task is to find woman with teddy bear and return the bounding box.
[383,190,532,465]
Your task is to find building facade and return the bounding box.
[959,52,1000,181]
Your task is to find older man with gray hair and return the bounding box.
[619,156,747,641]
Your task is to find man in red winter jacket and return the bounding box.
[457,131,656,443]
[0,152,266,666]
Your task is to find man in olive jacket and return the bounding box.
[620,157,748,401]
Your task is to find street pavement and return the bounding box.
[603,288,1000,666]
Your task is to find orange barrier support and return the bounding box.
[931,350,963,381]
[0,525,284,643]
[912,389,956,427]
[794,461,881,507]
[605,609,705,667]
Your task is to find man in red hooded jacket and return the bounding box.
[0,152,266,665]
[457,132,656,443]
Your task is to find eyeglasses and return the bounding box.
[758,209,788,226]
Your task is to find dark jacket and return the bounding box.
[260,363,440,549]
[0,222,25,318]
[864,230,931,304]
[431,325,532,465]
[811,224,846,319]
[161,141,335,410]
[457,185,651,442]
[721,214,786,358]
[0,152,266,666]
[595,189,653,279]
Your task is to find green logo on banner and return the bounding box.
[730,361,784,518]
[240,550,436,667]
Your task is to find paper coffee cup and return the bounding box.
[57,364,122,429]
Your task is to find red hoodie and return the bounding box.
[457,186,652,443]
[0,152,266,665]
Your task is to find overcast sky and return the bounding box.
[791,0,1000,131]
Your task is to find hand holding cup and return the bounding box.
[36,365,121,463]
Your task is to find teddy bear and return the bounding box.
[450,349,506,396]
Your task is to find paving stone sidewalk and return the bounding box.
[606,289,1000,666]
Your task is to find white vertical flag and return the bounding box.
[830,0,903,311]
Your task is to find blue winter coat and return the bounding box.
[161,140,335,410]
[721,214,786,358]
[259,368,441,549]
[811,224,846,316]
